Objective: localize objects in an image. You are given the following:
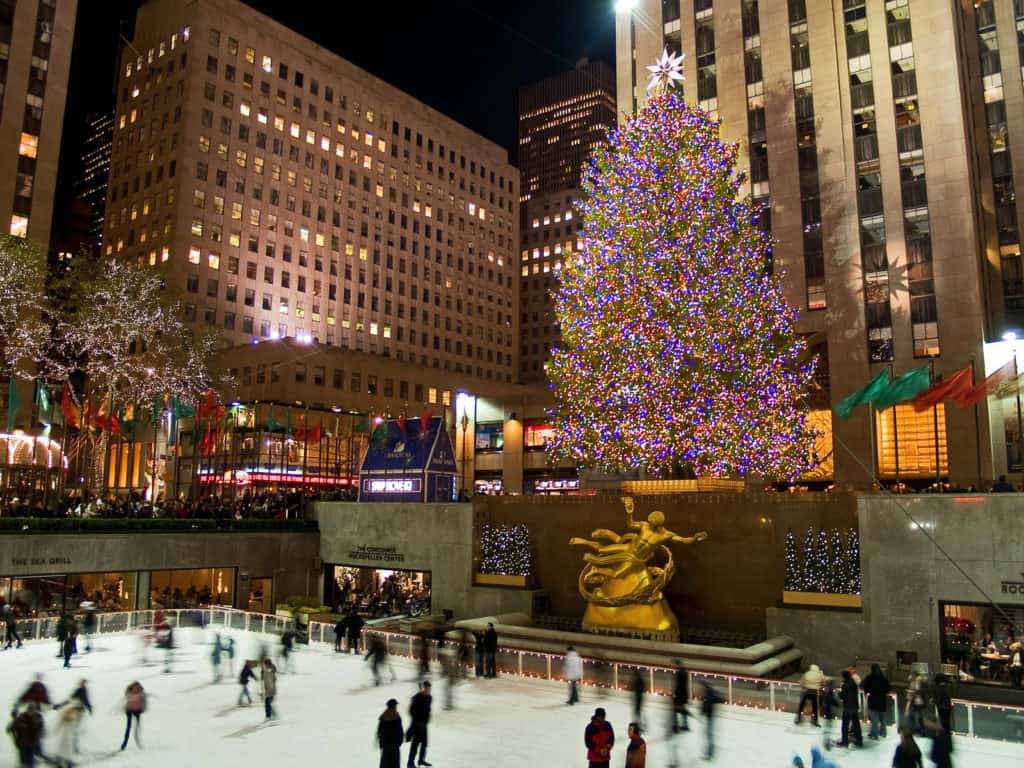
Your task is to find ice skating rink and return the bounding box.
[2,628,1022,767]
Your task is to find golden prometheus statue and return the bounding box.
[570,497,707,641]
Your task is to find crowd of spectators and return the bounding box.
[0,487,356,520]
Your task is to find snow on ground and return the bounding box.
[1,628,1021,767]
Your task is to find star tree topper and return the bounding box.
[646,48,685,95]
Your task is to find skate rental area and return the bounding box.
[1,626,1021,768]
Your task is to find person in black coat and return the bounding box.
[473,632,484,677]
[670,660,689,734]
[929,718,953,768]
[3,605,22,649]
[333,618,345,653]
[377,698,404,768]
[838,669,863,747]
[933,673,953,734]
[860,663,891,739]
[700,682,722,761]
[483,622,498,678]
[407,681,432,768]
[346,610,364,654]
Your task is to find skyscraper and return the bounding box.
[75,110,114,251]
[105,0,519,385]
[0,0,77,246]
[615,0,1024,488]
[518,59,615,382]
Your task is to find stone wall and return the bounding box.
[475,492,858,634]
[0,531,321,609]
[770,493,1024,672]
[311,502,534,620]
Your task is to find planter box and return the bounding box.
[782,591,863,609]
[475,573,531,588]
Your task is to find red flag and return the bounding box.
[199,423,212,455]
[294,426,307,441]
[396,415,407,435]
[912,366,973,411]
[108,414,122,434]
[308,424,322,443]
[955,361,1015,407]
[60,384,81,428]
[420,410,432,433]
[197,389,217,419]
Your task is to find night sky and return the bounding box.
[53,0,616,241]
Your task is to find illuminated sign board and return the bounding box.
[362,477,422,494]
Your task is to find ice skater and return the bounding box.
[377,697,404,768]
[55,680,92,754]
[261,658,277,720]
[225,636,236,677]
[334,617,345,652]
[794,663,824,726]
[120,681,146,751]
[700,681,722,761]
[861,663,890,740]
[79,602,97,653]
[211,633,224,683]
[407,680,432,768]
[346,610,364,654]
[440,640,459,710]
[565,646,582,705]
[62,617,78,669]
[625,722,646,768]
[631,667,646,726]
[2,604,22,649]
[584,707,614,768]
[837,669,863,747]
[820,677,839,751]
[238,660,256,706]
[483,622,498,677]
[365,635,396,686]
[279,629,296,673]
[52,700,85,767]
[891,726,923,768]
[670,660,690,734]
[7,701,44,767]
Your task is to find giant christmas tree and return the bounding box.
[547,52,817,478]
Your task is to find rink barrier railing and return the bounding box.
[5,608,1022,743]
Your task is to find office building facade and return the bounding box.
[615,0,1024,487]
[105,0,519,387]
[518,59,615,382]
[0,0,76,246]
[74,110,114,251]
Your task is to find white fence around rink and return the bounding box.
[5,607,1022,743]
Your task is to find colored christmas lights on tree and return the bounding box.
[800,524,815,593]
[784,528,799,591]
[787,526,862,595]
[843,529,861,595]
[546,84,817,478]
[479,524,531,577]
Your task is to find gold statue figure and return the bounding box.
[570,497,707,640]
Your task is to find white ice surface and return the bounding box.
[1,628,1021,767]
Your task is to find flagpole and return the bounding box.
[931,356,940,486]
[890,364,900,490]
[968,357,981,488]
[1014,353,1023,474]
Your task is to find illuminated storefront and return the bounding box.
[149,567,236,609]
[326,564,431,616]
[1,571,136,617]
[874,403,948,480]
[0,432,67,505]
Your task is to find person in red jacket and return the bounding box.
[585,707,615,768]
[624,722,646,768]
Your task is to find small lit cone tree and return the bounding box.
[784,528,799,591]
[826,528,844,593]
[814,528,829,593]
[800,524,815,592]
[546,53,817,478]
[844,529,862,594]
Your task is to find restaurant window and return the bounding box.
[875,403,948,480]
[524,420,555,450]
[149,568,236,608]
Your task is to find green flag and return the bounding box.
[6,376,20,432]
[354,414,371,434]
[371,419,387,444]
[836,370,890,420]
[872,365,932,412]
[173,398,196,419]
[35,382,52,420]
[151,396,162,425]
[267,406,284,433]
